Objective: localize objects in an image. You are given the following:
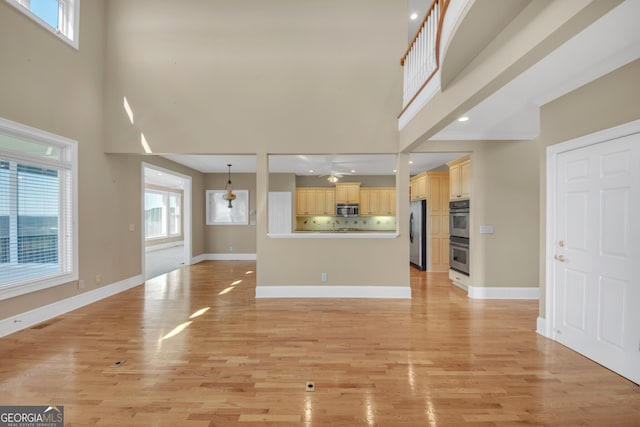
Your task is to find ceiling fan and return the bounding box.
[317,162,355,183]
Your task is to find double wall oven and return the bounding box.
[449,199,470,275]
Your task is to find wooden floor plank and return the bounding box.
[1,261,639,426]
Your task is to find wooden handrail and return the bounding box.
[400,0,441,66]
[399,0,450,115]
[435,0,450,66]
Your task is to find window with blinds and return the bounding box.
[0,117,77,300]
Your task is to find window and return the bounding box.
[0,117,78,300]
[145,189,182,240]
[5,0,80,49]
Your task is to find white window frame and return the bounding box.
[0,117,78,301]
[5,0,80,50]
[168,192,181,237]
[144,189,182,241]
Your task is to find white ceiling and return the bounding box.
[431,0,640,140]
[162,153,465,176]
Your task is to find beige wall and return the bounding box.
[0,1,206,320]
[536,59,640,317]
[104,0,406,155]
[296,175,396,188]
[204,173,257,254]
[413,141,539,289]
[256,153,411,288]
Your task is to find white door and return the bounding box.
[554,133,640,384]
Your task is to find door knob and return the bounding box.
[554,254,565,262]
[558,240,565,247]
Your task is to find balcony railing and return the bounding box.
[400,0,450,114]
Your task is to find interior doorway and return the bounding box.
[142,163,192,280]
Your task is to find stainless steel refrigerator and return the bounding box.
[409,200,427,270]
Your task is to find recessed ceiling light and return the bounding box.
[409,160,414,164]
[457,116,470,122]
[393,169,397,173]
[410,12,418,20]
[308,169,314,173]
[351,169,356,173]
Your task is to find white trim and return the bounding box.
[467,286,539,300]
[4,0,80,50]
[0,117,78,301]
[191,253,208,264]
[536,316,548,337]
[145,241,184,252]
[545,119,640,339]
[202,253,257,261]
[0,274,143,339]
[255,285,411,299]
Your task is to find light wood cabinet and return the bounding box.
[426,172,450,272]
[335,182,360,204]
[360,188,395,216]
[379,188,396,215]
[296,188,335,216]
[410,173,427,201]
[447,155,471,200]
[315,189,335,215]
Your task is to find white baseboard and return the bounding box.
[192,253,257,262]
[468,285,539,300]
[191,253,209,264]
[536,316,548,337]
[0,274,144,339]
[145,241,184,252]
[256,285,411,299]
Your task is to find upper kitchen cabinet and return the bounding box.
[447,155,471,200]
[410,172,428,201]
[361,188,396,216]
[296,188,335,216]
[335,182,361,204]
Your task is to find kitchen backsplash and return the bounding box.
[296,216,396,232]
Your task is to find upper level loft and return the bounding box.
[398,0,640,151]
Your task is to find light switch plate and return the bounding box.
[479,225,494,234]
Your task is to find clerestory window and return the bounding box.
[5,0,80,49]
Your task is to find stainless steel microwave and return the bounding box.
[336,203,359,217]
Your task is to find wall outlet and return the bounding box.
[321,273,328,282]
[95,275,102,284]
[78,280,85,290]
[229,246,234,253]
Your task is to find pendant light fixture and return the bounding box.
[222,164,236,208]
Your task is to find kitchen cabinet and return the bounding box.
[361,188,395,216]
[296,188,335,216]
[447,155,470,200]
[410,172,427,201]
[315,188,335,215]
[335,182,360,204]
[426,172,450,272]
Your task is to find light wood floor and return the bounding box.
[1,261,639,426]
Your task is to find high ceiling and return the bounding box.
[432,0,640,140]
